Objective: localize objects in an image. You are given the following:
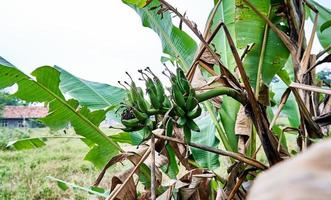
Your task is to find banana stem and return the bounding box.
[196,87,246,105]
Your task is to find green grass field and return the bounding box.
[0,128,121,200]
[0,126,301,200]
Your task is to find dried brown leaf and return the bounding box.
[235,106,253,137]
[110,168,137,200]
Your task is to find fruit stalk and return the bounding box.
[196,87,246,105]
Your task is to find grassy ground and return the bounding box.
[0,128,121,200]
[0,126,301,200]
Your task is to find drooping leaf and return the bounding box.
[124,0,197,70]
[160,144,179,179]
[191,113,220,170]
[47,176,109,197]
[0,58,121,168]
[84,144,119,169]
[308,0,331,48]
[55,66,125,111]
[109,131,144,145]
[7,138,46,150]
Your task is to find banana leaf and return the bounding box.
[308,0,331,49]
[124,0,197,71]
[0,57,121,168]
[55,66,125,112]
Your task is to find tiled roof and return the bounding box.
[2,106,48,119]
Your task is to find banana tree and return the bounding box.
[2,0,331,199]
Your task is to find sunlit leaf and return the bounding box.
[0,57,121,168]
[7,138,46,150]
[55,66,125,111]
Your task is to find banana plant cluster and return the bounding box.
[119,67,203,142]
[119,69,169,134]
[166,67,201,142]
[1,0,331,199]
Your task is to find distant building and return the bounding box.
[0,106,48,128]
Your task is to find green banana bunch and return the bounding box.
[117,67,204,144]
[117,72,153,133]
[118,69,170,135]
[139,68,171,113]
[163,67,202,143]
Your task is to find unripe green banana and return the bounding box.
[121,118,140,128]
[174,104,186,117]
[136,87,148,112]
[186,93,198,111]
[125,91,135,106]
[172,84,186,109]
[176,67,186,83]
[132,107,148,121]
[148,89,161,110]
[165,118,174,136]
[186,119,200,132]
[187,105,202,119]
[162,97,171,109]
[121,126,143,132]
[179,77,190,94]
[183,125,191,143]
[142,73,161,109]
[156,83,165,105]
[177,116,187,127]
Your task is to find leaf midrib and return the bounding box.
[32,75,122,152]
[144,9,190,69]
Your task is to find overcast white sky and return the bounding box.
[0,0,330,86]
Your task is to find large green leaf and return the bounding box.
[163,144,179,179]
[55,66,125,111]
[84,144,119,169]
[125,0,197,71]
[308,0,331,49]
[208,1,290,151]
[191,112,220,170]
[211,0,237,72]
[210,1,240,152]
[0,58,120,168]
[211,0,290,88]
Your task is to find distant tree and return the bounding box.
[0,92,26,115]
[317,70,331,86]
